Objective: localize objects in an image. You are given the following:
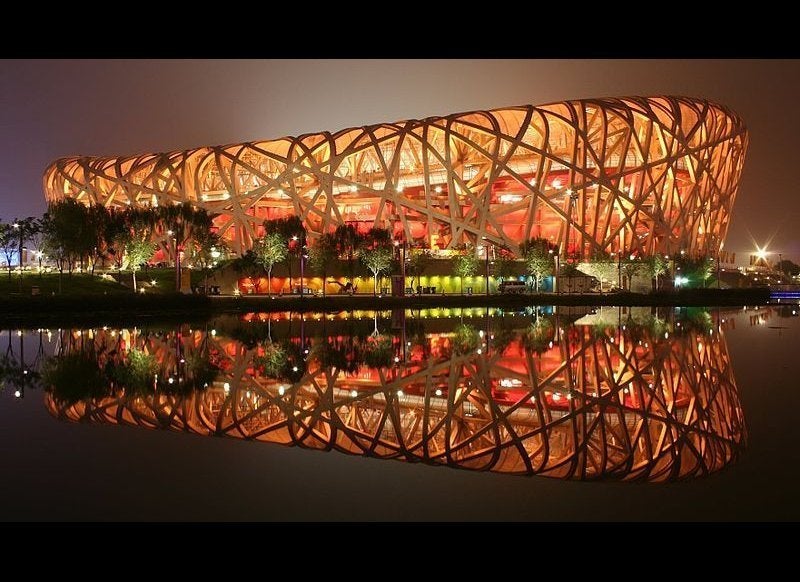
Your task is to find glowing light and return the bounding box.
[278,386,285,396]
[223,382,230,392]
[14,390,21,398]
[397,390,404,397]
[434,186,443,193]
[552,179,562,189]
[435,389,443,397]
[292,366,298,372]
[350,390,358,398]
[552,392,561,401]
[211,329,217,337]
[499,193,523,204]
[150,280,157,286]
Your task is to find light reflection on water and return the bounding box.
[0,305,756,483]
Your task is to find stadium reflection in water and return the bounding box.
[42,306,745,482]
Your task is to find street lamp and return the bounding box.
[12,222,20,271]
[292,234,306,297]
[394,238,407,295]
[479,240,492,295]
[548,248,560,294]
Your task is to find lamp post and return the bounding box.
[167,230,179,292]
[548,248,560,294]
[12,222,22,292]
[292,234,306,297]
[394,238,407,295]
[484,245,490,296]
[480,237,497,296]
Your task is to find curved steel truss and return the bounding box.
[45,313,745,481]
[44,96,748,257]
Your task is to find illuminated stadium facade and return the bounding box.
[44,96,748,258]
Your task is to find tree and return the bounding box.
[104,208,131,272]
[405,248,431,290]
[125,238,156,292]
[264,216,306,288]
[120,207,159,291]
[675,254,714,288]
[362,334,394,368]
[157,202,214,291]
[14,217,40,291]
[252,233,287,296]
[192,230,227,291]
[452,323,480,355]
[522,316,555,354]
[359,228,394,296]
[644,254,668,291]
[308,232,338,297]
[332,224,364,282]
[453,248,479,295]
[520,237,557,292]
[620,258,642,291]
[0,222,17,281]
[494,249,517,282]
[232,250,264,293]
[777,259,800,278]
[86,205,110,275]
[578,252,617,292]
[26,219,46,274]
[39,212,67,293]
[41,199,95,276]
[361,246,393,295]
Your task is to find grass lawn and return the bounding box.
[0,267,190,297]
[0,271,130,296]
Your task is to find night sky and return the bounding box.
[2,59,798,263]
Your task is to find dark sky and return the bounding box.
[2,59,798,263]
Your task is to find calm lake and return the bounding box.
[1,303,798,521]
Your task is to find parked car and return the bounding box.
[291,286,317,296]
[498,280,527,294]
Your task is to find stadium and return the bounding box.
[44,95,748,260]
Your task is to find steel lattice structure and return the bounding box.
[45,314,745,481]
[44,96,748,258]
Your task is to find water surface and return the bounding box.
[0,304,797,520]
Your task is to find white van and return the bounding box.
[498,280,527,294]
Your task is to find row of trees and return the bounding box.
[237,221,401,297]
[1,200,223,292]
[234,226,703,296]
[515,238,712,292]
